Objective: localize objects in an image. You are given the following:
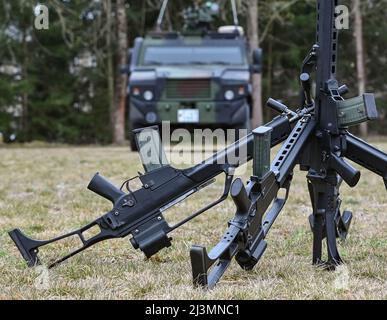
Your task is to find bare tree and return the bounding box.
[105,0,116,142]
[354,0,368,137]
[113,0,129,144]
[246,0,263,128]
[21,26,29,141]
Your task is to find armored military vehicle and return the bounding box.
[127,0,262,149]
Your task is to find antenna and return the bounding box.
[231,0,239,26]
[156,0,169,31]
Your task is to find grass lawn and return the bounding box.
[0,140,386,300]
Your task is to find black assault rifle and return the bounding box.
[9,115,296,268]
[189,0,387,288]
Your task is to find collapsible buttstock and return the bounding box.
[9,229,43,267]
[190,225,240,289]
[190,245,235,290]
[190,246,211,288]
[87,173,125,204]
[9,220,116,269]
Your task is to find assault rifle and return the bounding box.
[9,115,296,268]
[190,0,387,288]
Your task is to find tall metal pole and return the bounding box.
[156,0,169,31]
[231,0,239,26]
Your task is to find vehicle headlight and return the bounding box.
[132,87,141,96]
[238,86,246,95]
[143,90,154,101]
[224,90,235,101]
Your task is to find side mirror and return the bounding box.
[128,48,133,64]
[120,65,130,75]
[251,48,263,74]
[120,48,134,75]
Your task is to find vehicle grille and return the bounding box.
[165,79,211,99]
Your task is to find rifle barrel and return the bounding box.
[186,115,292,182]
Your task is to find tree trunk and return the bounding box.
[106,0,115,143]
[354,0,368,137]
[247,0,263,128]
[113,0,129,145]
[21,28,29,142]
[266,24,273,121]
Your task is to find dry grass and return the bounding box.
[0,140,386,300]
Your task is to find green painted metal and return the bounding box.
[337,94,377,127]
[253,126,272,179]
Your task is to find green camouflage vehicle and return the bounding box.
[127,1,262,149]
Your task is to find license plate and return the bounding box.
[177,109,199,123]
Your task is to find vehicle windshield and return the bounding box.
[141,46,244,66]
